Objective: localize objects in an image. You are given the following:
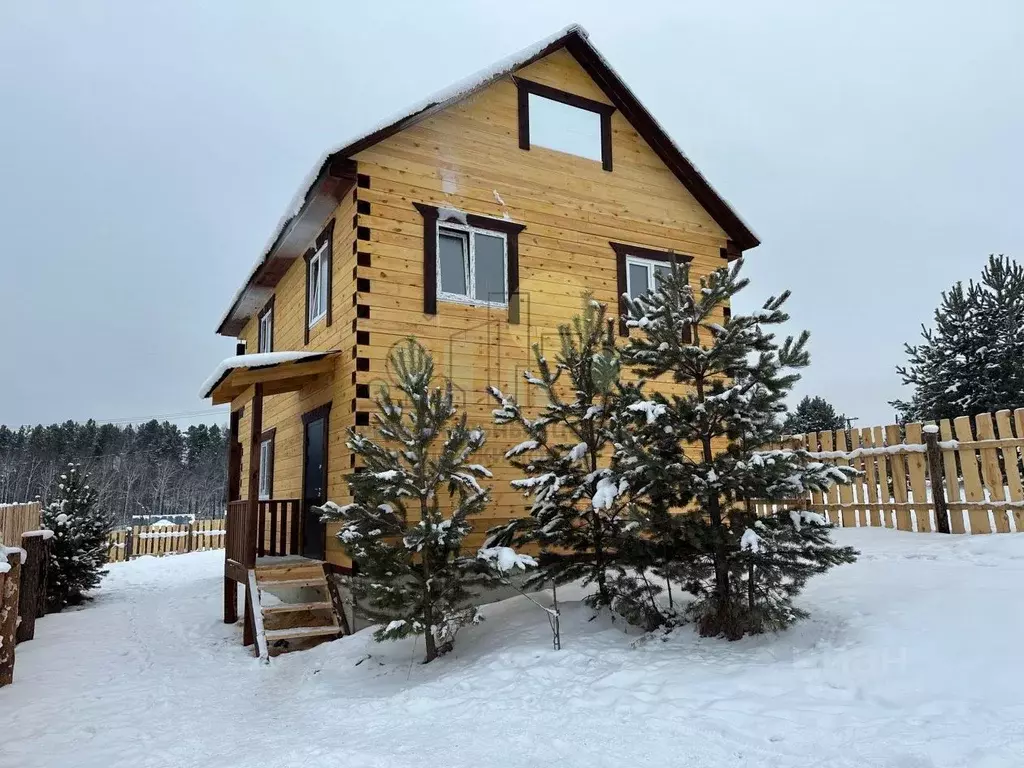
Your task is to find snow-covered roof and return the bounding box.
[217,24,759,336]
[199,351,328,399]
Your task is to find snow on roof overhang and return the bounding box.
[216,23,760,337]
[199,351,339,404]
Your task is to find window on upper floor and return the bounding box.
[414,203,525,323]
[515,77,615,171]
[625,256,674,301]
[303,220,335,343]
[307,242,328,327]
[610,242,693,337]
[257,298,274,354]
[438,223,508,307]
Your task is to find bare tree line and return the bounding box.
[0,419,227,526]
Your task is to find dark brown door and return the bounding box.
[302,412,328,559]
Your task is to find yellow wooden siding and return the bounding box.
[234,48,735,567]
[236,190,359,567]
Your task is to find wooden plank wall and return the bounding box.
[107,519,226,563]
[0,502,41,547]
[345,49,732,555]
[780,409,1024,534]
[224,47,738,567]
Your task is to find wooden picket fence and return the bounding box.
[764,408,1024,535]
[107,518,226,562]
[0,502,42,547]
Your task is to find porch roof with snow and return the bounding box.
[200,351,339,405]
[215,24,760,337]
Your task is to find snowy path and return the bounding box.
[2,530,1023,767]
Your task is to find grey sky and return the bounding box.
[1,1,1021,429]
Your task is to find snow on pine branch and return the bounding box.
[477,546,537,573]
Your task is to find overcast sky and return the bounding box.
[1,1,1021,430]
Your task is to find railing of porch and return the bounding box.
[257,499,302,558]
[225,499,254,569]
[226,498,304,567]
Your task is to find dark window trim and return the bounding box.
[257,295,275,354]
[301,401,332,426]
[259,427,276,499]
[413,203,525,323]
[610,241,694,336]
[303,220,335,344]
[514,77,615,172]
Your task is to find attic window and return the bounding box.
[516,78,614,171]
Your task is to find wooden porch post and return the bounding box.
[224,407,242,625]
[247,383,264,567]
[243,383,263,647]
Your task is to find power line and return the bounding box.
[7,408,229,430]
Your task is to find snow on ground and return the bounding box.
[2,530,1023,767]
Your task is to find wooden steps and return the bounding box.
[265,625,342,642]
[257,578,329,590]
[248,558,344,659]
[261,600,333,614]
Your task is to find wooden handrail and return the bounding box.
[257,499,302,558]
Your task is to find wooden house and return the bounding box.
[200,24,759,654]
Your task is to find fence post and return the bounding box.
[186,523,194,552]
[16,532,49,643]
[924,426,951,534]
[124,527,134,560]
[0,550,23,686]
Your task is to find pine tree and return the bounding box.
[42,463,113,611]
[488,297,664,629]
[783,395,848,434]
[318,339,499,663]
[893,254,1024,420]
[614,258,857,639]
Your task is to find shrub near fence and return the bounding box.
[770,408,1024,535]
[107,518,226,562]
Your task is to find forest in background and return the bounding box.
[0,420,227,525]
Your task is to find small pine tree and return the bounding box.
[318,339,499,663]
[488,297,664,628]
[783,395,848,435]
[615,258,857,639]
[733,512,856,632]
[42,463,113,611]
[893,254,1024,420]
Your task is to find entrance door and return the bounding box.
[301,405,330,559]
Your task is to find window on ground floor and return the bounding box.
[258,431,275,499]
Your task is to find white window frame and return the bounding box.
[436,222,508,308]
[307,241,329,328]
[258,306,273,354]
[625,255,676,300]
[258,439,272,500]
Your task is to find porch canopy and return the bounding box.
[199,351,339,406]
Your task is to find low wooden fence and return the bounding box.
[0,502,42,547]
[772,408,1024,534]
[107,518,225,562]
